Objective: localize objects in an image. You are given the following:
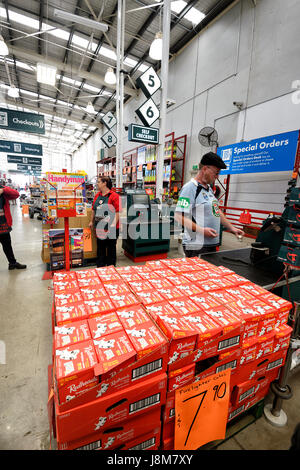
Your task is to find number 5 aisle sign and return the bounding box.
[136,66,161,98]
[174,369,231,450]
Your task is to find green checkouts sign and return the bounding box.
[0,108,45,135]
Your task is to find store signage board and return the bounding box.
[0,140,43,156]
[217,130,299,175]
[128,124,159,144]
[136,66,161,98]
[101,129,117,148]
[174,369,230,450]
[0,108,45,135]
[135,98,160,127]
[101,111,117,130]
[7,155,42,165]
[17,163,42,171]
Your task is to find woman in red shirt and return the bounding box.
[0,182,26,270]
[89,177,121,267]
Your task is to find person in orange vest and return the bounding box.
[0,180,27,270]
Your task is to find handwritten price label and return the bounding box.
[174,369,230,450]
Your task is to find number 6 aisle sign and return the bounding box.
[136,66,161,98]
[174,369,230,450]
[135,97,160,127]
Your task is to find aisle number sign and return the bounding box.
[136,97,160,127]
[136,66,161,98]
[174,369,230,450]
[101,111,117,130]
[101,130,117,148]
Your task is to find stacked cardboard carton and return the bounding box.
[49,256,293,450]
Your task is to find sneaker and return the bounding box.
[9,262,27,270]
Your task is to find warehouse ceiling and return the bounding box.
[0,0,236,157]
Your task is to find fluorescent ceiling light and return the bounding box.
[53,9,108,33]
[184,8,205,25]
[86,101,95,114]
[104,67,116,85]
[0,35,9,56]
[7,85,19,98]
[171,1,187,14]
[149,32,162,61]
[37,62,57,86]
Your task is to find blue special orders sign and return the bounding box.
[217,130,299,175]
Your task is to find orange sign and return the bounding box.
[83,228,92,252]
[22,204,29,216]
[174,369,230,450]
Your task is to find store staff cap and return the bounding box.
[200,152,227,169]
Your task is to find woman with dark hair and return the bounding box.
[89,176,121,267]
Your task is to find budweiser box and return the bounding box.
[54,339,99,404]
[55,372,167,442]
[168,363,195,392]
[54,320,91,349]
[55,302,89,326]
[57,408,161,451]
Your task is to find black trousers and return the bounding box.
[183,245,217,258]
[96,230,119,267]
[0,232,16,264]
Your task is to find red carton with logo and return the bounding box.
[55,372,167,442]
[239,337,258,366]
[57,408,161,450]
[137,290,166,306]
[54,290,83,307]
[54,320,91,349]
[159,287,186,301]
[80,286,107,301]
[227,300,260,340]
[168,298,200,316]
[55,339,98,404]
[163,391,175,423]
[231,374,272,406]
[255,331,275,360]
[168,363,195,392]
[109,292,140,309]
[190,292,223,311]
[104,280,131,295]
[88,313,124,339]
[176,283,204,297]
[84,298,116,318]
[245,298,277,337]
[93,331,136,376]
[128,280,154,293]
[76,269,98,279]
[273,325,293,353]
[167,274,193,286]
[77,277,103,288]
[145,302,179,322]
[155,314,198,358]
[53,279,79,293]
[208,289,239,305]
[182,271,210,282]
[148,278,175,290]
[53,271,77,281]
[117,304,150,329]
[260,292,293,327]
[205,305,243,335]
[125,320,168,359]
[55,301,89,326]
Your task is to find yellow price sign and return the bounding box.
[174,369,230,450]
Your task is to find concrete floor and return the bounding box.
[0,203,299,450]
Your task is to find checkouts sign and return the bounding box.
[174,369,231,450]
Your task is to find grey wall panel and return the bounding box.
[168,39,198,106]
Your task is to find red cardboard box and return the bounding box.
[226,287,257,303]
[80,286,107,301]
[55,372,167,442]
[162,420,175,441]
[176,283,204,297]
[145,302,179,322]
[97,272,122,283]
[54,290,83,307]
[57,408,161,450]
[128,280,154,293]
[118,272,142,282]
[273,325,293,353]
[148,278,175,289]
[245,298,277,337]
[109,292,140,309]
[167,274,193,286]
[256,331,275,360]
[55,339,98,404]
[190,292,223,311]
[155,313,198,358]
[77,277,103,288]
[260,292,293,328]
[53,271,77,281]
[239,283,269,297]
[195,348,241,381]
[225,274,250,286]
[55,302,89,326]
[197,279,225,292]
[88,313,124,339]
[117,304,150,329]
[168,298,200,316]
[239,337,258,366]
[137,290,166,306]
[181,312,223,346]
[208,289,239,305]
[84,298,116,318]
[182,271,211,282]
[227,300,260,340]
[75,269,98,279]
[163,391,175,423]
[125,320,168,359]
[119,427,161,451]
[104,280,131,295]
[205,305,243,335]
[53,279,79,293]
[168,363,195,392]
[138,270,162,280]
[231,375,272,406]
[93,331,136,375]
[54,320,91,348]
[159,287,187,301]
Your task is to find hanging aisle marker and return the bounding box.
[136,66,161,98]
[101,111,117,130]
[174,369,231,450]
[101,129,117,148]
[135,97,160,127]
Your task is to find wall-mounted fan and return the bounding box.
[198,127,218,147]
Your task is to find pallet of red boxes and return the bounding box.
[51,267,169,451]
[48,257,293,451]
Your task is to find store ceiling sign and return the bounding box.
[0,108,45,135]
[101,129,117,148]
[7,155,42,165]
[136,66,161,98]
[217,130,299,175]
[128,124,159,144]
[0,140,43,156]
[135,98,160,127]
[101,111,117,130]
[17,164,42,172]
